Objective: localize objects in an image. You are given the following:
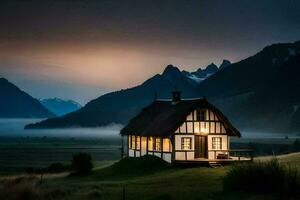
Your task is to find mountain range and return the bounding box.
[25,40,300,132]
[40,98,82,116]
[24,61,227,129]
[0,78,55,118]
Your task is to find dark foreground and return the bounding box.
[0,153,300,200]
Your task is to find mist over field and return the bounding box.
[0,118,122,138]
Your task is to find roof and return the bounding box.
[120,98,241,137]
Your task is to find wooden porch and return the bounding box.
[174,149,253,166]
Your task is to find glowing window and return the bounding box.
[212,137,222,150]
[154,138,161,151]
[181,137,192,150]
[163,138,171,152]
[131,136,136,149]
[136,136,140,150]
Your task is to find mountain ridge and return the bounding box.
[25,40,300,132]
[0,78,55,118]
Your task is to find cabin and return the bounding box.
[120,92,252,164]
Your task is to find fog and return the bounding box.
[0,119,299,141]
[0,118,122,138]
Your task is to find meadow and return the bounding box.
[0,153,299,200]
[0,119,300,199]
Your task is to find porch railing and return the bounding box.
[208,149,254,161]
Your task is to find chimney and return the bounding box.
[172,91,181,104]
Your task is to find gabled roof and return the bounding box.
[120,98,241,137]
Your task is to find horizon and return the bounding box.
[1,0,300,104]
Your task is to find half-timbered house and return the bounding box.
[120,92,251,164]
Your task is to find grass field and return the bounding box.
[0,137,121,172]
[1,153,300,200]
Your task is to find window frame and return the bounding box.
[212,137,222,150]
[181,137,192,150]
[154,138,161,151]
[131,135,136,149]
[136,136,140,150]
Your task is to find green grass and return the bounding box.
[1,153,300,200]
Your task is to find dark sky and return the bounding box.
[0,0,300,104]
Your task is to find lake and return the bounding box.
[0,119,299,172]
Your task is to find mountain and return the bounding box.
[197,41,300,98]
[25,64,199,129]
[40,98,82,116]
[0,78,55,118]
[25,40,300,132]
[198,41,300,131]
[219,59,231,70]
[183,63,219,83]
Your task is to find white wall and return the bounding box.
[129,149,135,157]
[207,135,229,159]
[175,135,195,151]
[175,135,195,161]
[175,152,194,160]
[163,153,172,163]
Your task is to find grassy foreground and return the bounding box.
[1,153,300,200]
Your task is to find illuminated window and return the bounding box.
[163,138,171,152]
[129,135,132,149]
[154,138,161,151]
[196,109,206,121]
[212,137,222,150]
[136,136,140,150]
[181,137,192,150]
[148,137,153,151]
[131,136,135,149]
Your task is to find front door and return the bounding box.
[195,135,207,158]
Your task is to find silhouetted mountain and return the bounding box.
[184,63,219,83]
[25,65,199,128]
[0,78,55,118]
[25,40,300,132]
[202,41,300,132]
[40,98,81,116]
[219,59,231,69]
[198,41,300,98]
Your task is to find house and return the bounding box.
[120,91,252,164]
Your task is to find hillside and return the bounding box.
[204,41,300,131]
[0,78,55,118]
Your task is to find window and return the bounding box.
[136,136,140,150]
[148,137,153,151]
[154,138,161,151]
[181,137,192,150]
[196,109,206,121]
[212,137,222,150]
[129,135,132,149]
[131,136,136,149]
[163,138,171,152]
